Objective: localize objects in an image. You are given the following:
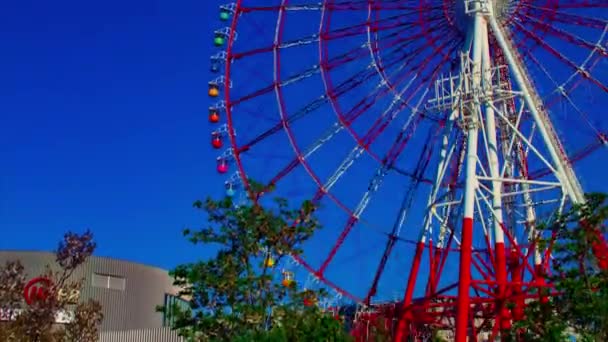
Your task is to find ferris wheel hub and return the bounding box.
[453,0,515,31]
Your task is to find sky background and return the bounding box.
[0,0,216,269]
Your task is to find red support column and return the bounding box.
[395,241,425,341]
[456,217,473,341]
[510,249,524,322]
[494,241,509,333]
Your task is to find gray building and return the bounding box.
[0,251,185,341]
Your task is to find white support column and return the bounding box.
[480,19,505,250]
[487,17,583,204]
[455,6,484,340]
[481,19,511,334]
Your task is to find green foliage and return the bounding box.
[232,306,350,342]
[506,193,608,341]
[163,187,351,341]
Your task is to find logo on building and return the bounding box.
[0,276,79,324]
[23,276,52,305]
[23,276,80,305]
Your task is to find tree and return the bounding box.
[162,185,352,341]
[0,230,103,342]
[507,193,608,341]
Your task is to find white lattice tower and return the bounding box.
[412,0,590,340]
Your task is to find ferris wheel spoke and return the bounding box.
[239,1,367,12]
[355,59,435,142]
[327,16,458,71]
[326,0,419,11]
[369,30,461,81]
[364,128,439,303]
[521,5,608,29]
[229,66,321,107]
[231,35,318,60]
[359,44,460,149]
[359,89,428,150]
[280,59,404,150]
[237,56,417,179]
[323,12,425,43]
[266,88,426,204]
[324,74,420,148]
[233,6,449,61]
[547,0,608,10]
[239,0,419,12]
[237,95,329,152]
[317,97,429,276]
[366,7,447,30]
[324,12,439,42]
[309,117,441,200]
[523,48,583,104]
[369,29,463,81]
[521,50,606,147]
[239,3,327,12]
[511,22,608,94]
[518,13,608,57]
[554,90,607,139]
[266,122,352,192]
[231,23,441,112]
[527,132,608,179]
[230,43,379,107]
[368,25,462,107]
[371,24,460,73]
[231,15,434,75]
[269,87,428,200]
[231,14,392,60]
[232,51,403,151]
[327,24,455,71]
[324,39,460,159]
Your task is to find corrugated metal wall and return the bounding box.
[0,251,181,332]
[100,327,184,342]
[81,254,177,331]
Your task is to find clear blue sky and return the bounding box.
[0,0,218,269]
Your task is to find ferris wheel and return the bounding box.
[206,0,608,340]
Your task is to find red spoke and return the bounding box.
[512,21,608,94]
[528,133,608,179]
[521,4,608,29]
[364,128,439,303]
[518,12,608,57]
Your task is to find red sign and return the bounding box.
[23,276,81,305]
[23,277,52,305]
